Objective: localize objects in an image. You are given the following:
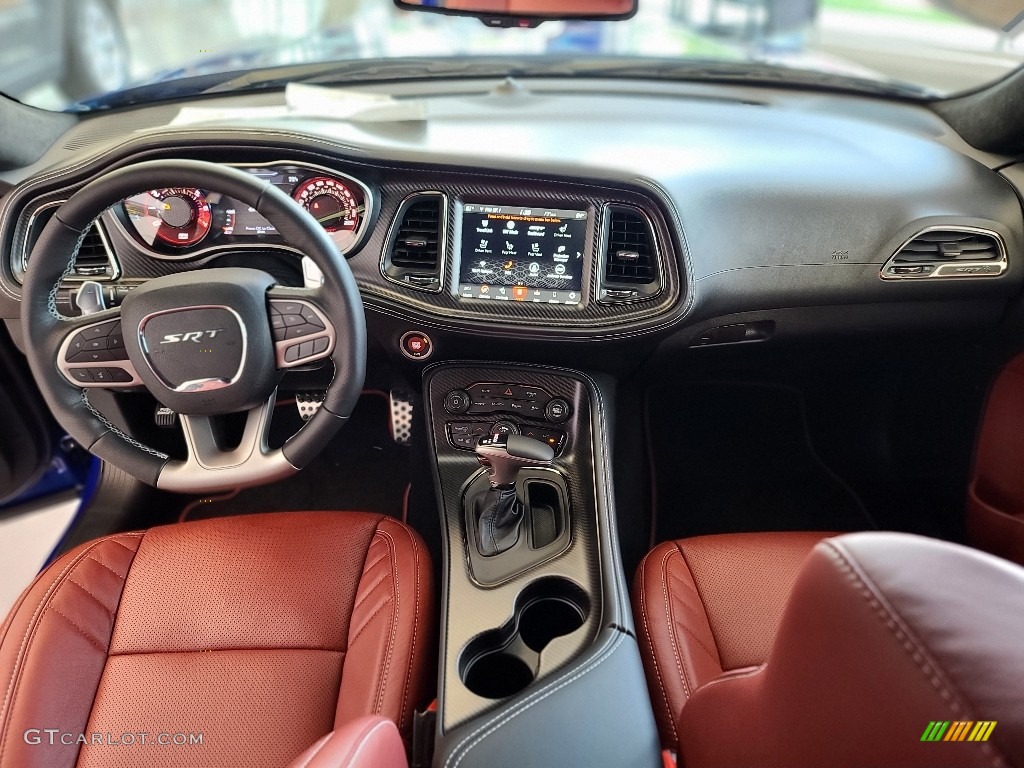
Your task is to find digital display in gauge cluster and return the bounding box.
[458,203,587,305]
[120,165,369,256]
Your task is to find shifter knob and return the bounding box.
[476,433,555,488]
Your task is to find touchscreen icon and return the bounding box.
[505,241,515,252]
[557,246,566,253]
[513,286,528,301]
[481,219,489,227]
[479,239,489,249]
[503,261,514,270]
[555,264,566,275]
[529,262,540,275]
[505,221,515,231]
[531,243,540,253]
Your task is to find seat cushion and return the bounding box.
[0,511,434,768]
[632,531,831,747]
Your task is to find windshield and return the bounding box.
[5,0,1024,110]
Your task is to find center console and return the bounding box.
[423,363,660,768]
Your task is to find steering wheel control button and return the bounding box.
[545,397,571,423]
[400,331,433,360]
[69,368,95,383]
[269,298,334,368]
[106,367,134,383]
[444,389,471,415]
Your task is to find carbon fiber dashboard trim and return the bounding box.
[0,135,685,337]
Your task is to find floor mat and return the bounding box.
[183,394,410,522]
[648,383,873,543]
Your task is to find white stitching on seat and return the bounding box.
[822,540,1009,768]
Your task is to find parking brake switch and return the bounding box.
[474,434,554,556]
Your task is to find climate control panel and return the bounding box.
[443,381,572,453]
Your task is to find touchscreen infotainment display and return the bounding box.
[458,203,587,305]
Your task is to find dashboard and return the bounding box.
[1,79,1024,357]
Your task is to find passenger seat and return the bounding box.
[633,531,1024,767]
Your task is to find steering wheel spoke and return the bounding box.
[57,309,143,389]
[158,392,296,493]
[267,287,336,369]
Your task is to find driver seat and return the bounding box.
[0,511,434,768]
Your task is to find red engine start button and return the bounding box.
[400,331,433,360]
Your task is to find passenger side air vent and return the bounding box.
[598,205,662,302]
[382,193,447,292]
[882,227,1006,279]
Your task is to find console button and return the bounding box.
[468,384,499,398]
[545,398,571,423]
[490,420,519,436]
[444,390,471,415]
[451,433,477,449]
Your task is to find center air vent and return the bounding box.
[598,205,662,303]
[382,193,447,292]
[882,227,1006,280]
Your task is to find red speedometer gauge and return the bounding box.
[124,188,212,247]
[292,177,363,234]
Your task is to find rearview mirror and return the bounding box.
[394,0,637,27]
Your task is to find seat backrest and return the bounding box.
[677,532,1024,768]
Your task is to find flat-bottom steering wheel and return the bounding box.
[20,159,366,493]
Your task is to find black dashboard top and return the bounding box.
[1,78,1022,347]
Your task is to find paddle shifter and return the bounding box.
[474,433,555,556]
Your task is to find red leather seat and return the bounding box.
[0,511,434,768]
[634,531,1024,767]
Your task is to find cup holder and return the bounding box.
[459,577,590,699]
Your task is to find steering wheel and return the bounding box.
[20,159,366,494]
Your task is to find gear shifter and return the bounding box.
[474,434,555,556]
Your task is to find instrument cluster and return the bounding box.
[116,162,374,259]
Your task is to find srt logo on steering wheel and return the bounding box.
[161,329,226,344]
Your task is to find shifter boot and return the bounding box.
[477,485,523,556]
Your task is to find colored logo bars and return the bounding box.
[921,721,997,742]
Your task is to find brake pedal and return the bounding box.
[296,392,325,422]
[390,390,414,446]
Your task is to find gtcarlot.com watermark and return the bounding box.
[24,729,203,747]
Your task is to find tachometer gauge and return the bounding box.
[123,188,212,247]
[292,177,363,234]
